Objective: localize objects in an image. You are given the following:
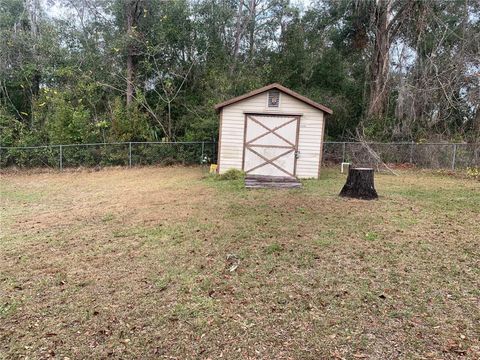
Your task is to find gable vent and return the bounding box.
[268,90,280,108]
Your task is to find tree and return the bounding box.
[0,0,478,147]
[125,0,144,106]
[363,0,413,120]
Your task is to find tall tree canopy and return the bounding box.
[1,0,479,147]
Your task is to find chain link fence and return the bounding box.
[0,141,478,170]
[0,141,217,169]
[323,142,479,170]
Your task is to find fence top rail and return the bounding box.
[325,141,480,146]
[0,141,478,150]
[0,145,53,150]
[129,141,213,145]
[61,142,129,147]
[0,141,215,150]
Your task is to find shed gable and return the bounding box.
[215,83,333,115]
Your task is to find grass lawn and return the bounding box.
[1,166,479,359]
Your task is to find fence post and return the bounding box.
[201,141,205,164]
[409,141,414,164]
[128,142,132,167]
[342,142,346,162]
[59,145,63,171]
[451,143,457,171]
[212,139,216,164]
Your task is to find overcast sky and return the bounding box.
[44,0,315,19]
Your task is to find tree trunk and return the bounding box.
[126,0,141,106]
[339,168,378,200]
[126,49,134,106]
[248,0,256,60]
[26,0,41,127]
[167,101,172,141]
[367,0,390,119]
[232,0,245,61]
[473,108,480,139]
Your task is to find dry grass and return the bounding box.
[1,166,479,359]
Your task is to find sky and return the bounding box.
[44,0,315,19]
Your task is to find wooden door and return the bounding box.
[243,114,300,177]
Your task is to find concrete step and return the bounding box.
[245,175,302,189]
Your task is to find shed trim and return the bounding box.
[317,113,326,178]
[244,112,303,116]
[216,109,223,172]
[242,114,300,177]
[215,83,333,115]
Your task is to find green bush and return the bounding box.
[110,97,152,142]
[43,96,93,145]
[132,143,202,166]
[0,111,25,147]
[216,169,245,181]
[1,146,59,168]
[466,167,480,181]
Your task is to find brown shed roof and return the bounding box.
[214,83,333,115]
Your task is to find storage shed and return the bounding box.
[215,83,333,179]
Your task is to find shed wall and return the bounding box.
[218,91,325,178]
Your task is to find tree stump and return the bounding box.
[339,167,378,200]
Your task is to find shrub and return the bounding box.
[216,169,245,180]
[0,111,25,147]
[160,157,178,166]
[44,96,93,144]
[466,167,480,181]
[110,97,152,142]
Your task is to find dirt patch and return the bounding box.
[2,167,209,234]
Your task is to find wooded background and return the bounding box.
[1,0,479,147]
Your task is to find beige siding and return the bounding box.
[218,91,325,178]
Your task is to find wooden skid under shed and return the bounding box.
[245,175,302,189]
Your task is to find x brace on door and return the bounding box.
[247,116,297,147]
[244,115,299,177]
